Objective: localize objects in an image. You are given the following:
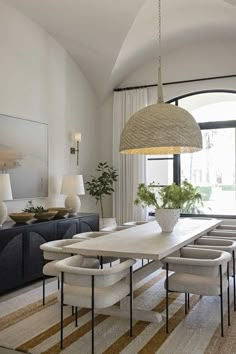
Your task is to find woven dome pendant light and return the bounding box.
[119,0,202,155]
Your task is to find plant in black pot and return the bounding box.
[86,162,118,227]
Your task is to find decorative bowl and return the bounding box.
[48,207,71,218]
[34,211,58,220]
[9,212,35,224]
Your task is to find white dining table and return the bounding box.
[65,217,221,260]
[64,217,222,323]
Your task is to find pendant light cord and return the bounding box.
[157,0,164,103]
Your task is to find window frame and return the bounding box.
[149,89,236,218]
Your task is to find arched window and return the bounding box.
[147,90,236,216]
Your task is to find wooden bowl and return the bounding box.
[9,212,35,224]
[48,207,71,218]
[34,211,58,220]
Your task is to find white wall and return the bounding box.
[0,1,101,214]
[102,39,236,163]
[100,39,236,215]
[120,39,236,90]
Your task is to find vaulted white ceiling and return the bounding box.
[3,0,236,99]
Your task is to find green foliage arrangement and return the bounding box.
[134,180,202,212]
[86,162,118,219]
[22,200,48,213]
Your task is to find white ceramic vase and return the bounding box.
[155,208,180,232]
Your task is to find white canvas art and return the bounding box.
[0,114,48,198]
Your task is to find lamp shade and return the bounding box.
[74,133,82,142]
[119,103,202,154]
[61,175,85,195]
[0,174,13,201]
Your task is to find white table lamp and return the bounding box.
[0,174,13,226]
[61,175,85,215]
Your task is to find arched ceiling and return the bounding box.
[3,0,236,99]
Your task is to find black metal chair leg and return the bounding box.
[92,275,95,354]
[185,293,188,314]
[43,273,45,305]
[58,277,60,290]
[60,272,64,349]
[100,256,103,269]
[227,262,230,326]
[130,266,133,337]
[72,306,74,316]
[75,306,78,327]
[233,251,236,311]
[166,263,169,334]
[142,259,144,267]
[187,293,190,310]
[220,265,224,337]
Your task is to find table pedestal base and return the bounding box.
[97,260,163,323]
[96,306,162,323]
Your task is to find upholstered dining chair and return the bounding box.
[217,224,236,230]
[186,237,236,311]
[100,225,147,268]
[40,239,99,305]
[122,221,151,267]
[72,231,111,240]
[56,255,136,353]
[162,247,231,336]
[122,221,148,226]
[207,229,236,239]
[101,225,133,232]
[73,231,120,268]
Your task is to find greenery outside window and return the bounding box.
[147,90,236,217]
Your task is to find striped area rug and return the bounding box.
[0,269,234,354]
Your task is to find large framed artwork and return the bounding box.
[0,114,48,199]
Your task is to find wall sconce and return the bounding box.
[70,133,81,165]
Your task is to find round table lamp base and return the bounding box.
[0,201,8,226]
[65,195,81,215]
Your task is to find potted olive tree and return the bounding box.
[86,162,118,228]
[134,180,202,232]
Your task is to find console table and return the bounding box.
[0,213,99,294]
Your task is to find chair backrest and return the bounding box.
[101,225,132,232]
[72,231,110,239]
[40,239,83,260]
[162,247,230,276]
[122,221,148,226]
[179,247,231,276]
[208,230,236,238]
[195,237,236,252]
[56,255,136,288]
[217,224,236,230]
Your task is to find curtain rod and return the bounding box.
[114,74,236,92]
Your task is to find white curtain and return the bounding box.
[113,89,148,225]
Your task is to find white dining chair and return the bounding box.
[101,225,133,232]
[56,255,136,353]
[162,247,231,336]
[207,229,236,238]
[40,239,99,305]
[73,231,120,268]
[217,224,236,230]
[101,225,148,267]
[187,237,236,311]
[122,221,148,226]
[122,221,150,267]
[72,231,111,239]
